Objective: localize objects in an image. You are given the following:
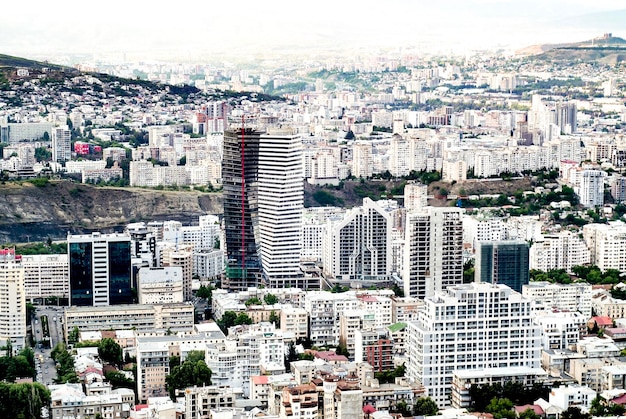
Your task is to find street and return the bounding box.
[32,305,66,386]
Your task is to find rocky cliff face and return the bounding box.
[0,181,223,243]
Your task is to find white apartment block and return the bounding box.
[533,311,586,351]
[463,213,506,251]
[52,125,71,163]
[207,323,285,397]
[137,267,184,304]
[65,159,106,174]
[21,254,69,302]
[158,243,193,301]
[351,141,373,178]
[280,307,308,341]
[549,384,596,412]
[404,182,428,211]
[193,249,224,280]
[577,169,606,208]
[405,283,542,407]
[389,135,410,177]
[301,207,346,261]
[403,207,464,299]
[129,160,190,187]
[162,215,220,252]
[583,221,626,271]
[0,249,26,352]
[63,303,195,342]
[591,291,626,319]
[442,159,467,182]
[529,231,591,273]
[304,291,360,347]
[322,198,393,281]
[522,282,593,318]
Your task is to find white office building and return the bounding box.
[52,125,71,163]
[257,130,304,287]
[405,282,541,407]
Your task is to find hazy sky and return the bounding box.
[2,0,626,61]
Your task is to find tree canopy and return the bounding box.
[165,356,212,400]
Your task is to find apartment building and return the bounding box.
[403,207,464,299]
[529,231,591,273]
[21,254,69,303]
[137,267,184,305]
[322,198,393,281]
[406,282,541,407]
[583,221,626,272]
[0,248,26,352]
[522,282,592,318]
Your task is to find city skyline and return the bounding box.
[2,1,626,63]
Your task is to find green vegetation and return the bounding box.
[98,338,123,367]
[165,351,212,399]
[468,382,550,412]
[0,347,36,381]
[312,190,342,206]
[51,343,78,383]
[412,396,439,416]
[244,297,262,306]
[374,363,406,384]
[590,395,626,416]
[264,293,278,305]
[0,382,51,419]
[105,370,135,391]
[216,311,253,333]
[14,241,67,255]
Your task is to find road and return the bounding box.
[32,305,66,386]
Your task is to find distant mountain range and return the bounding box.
[515,33,626,64]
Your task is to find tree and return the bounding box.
[413,396,439,416]
[235,313,253,326]
[269,310,280,328]
[264,293,278,305]
[68,326,80,345]
[518,408,541,419]
[98,338,123,366]
[105,370,135,390]
[485,397,515,419]
[196,285,213,300]
[244,297,262,306]
[0,382,51,419]
[217,311,237,333]
[560,406,591,419]
[165,358,212,400]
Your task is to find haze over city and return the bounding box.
[3,0,626,62]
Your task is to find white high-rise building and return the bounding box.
[404,182,428,211]
[21,254,69,303]
[258,130,304,288]
[577,169,606,208]
[0,249,26,352]
[52,125,71,163]
[583,221,626,272]
[403,207,464,299]
[533,311,586,351]
[322,198,392,281]
[406,283,542,407]
[352,142,373,178]
[390,135,410,177]
[529,231,591,273]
